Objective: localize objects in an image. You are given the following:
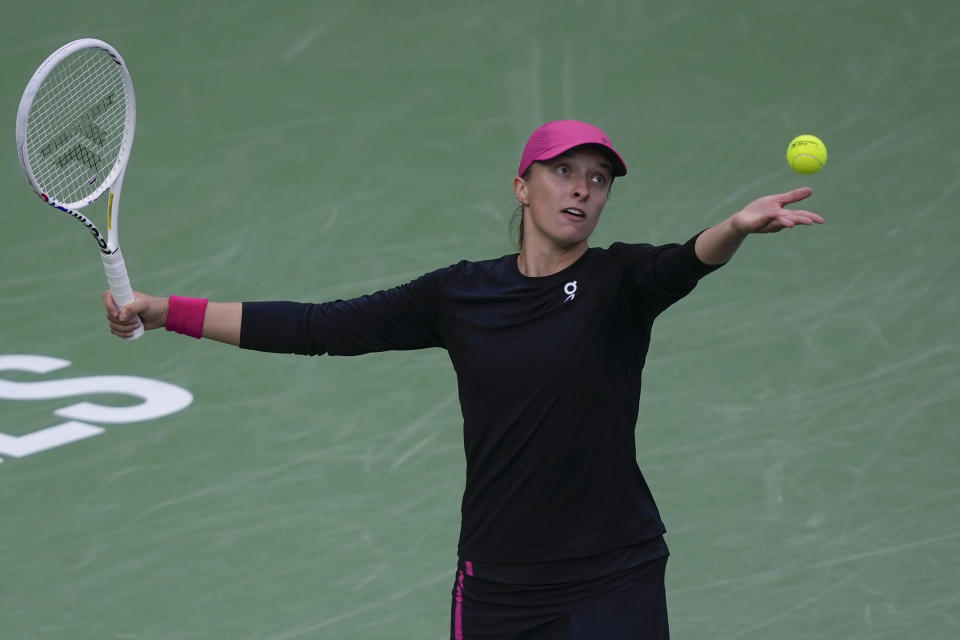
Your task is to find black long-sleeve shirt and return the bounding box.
[240,235,720,563]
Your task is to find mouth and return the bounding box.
[562,208,586,219]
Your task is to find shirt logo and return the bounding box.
[563,281,577,303]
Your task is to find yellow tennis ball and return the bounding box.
[786,134,827,174]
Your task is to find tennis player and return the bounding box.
[105,120,823,639]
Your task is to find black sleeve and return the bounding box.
[626,232,723,319]
[238,270,444,356]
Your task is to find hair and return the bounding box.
[510,167,533,249]
[510,203,525,249]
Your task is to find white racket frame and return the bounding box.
[15,38,142,339]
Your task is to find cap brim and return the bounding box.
[579,143,627,177]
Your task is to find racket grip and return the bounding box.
[101,248,144,340]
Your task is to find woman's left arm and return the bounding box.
[695,187,824,266]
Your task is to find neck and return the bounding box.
[516,242,588,277]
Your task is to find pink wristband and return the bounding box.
[166,296,209,339]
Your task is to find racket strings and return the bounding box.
[26,48,128,205]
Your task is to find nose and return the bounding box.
[571,176,590,200]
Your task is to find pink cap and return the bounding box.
[517,120,627,178]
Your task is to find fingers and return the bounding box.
[103,291,138,320]
[737,188,823,235]
[104,290,144,338]
[776,187,814,205]
[102,289,119,315]
[778,209,824,225]
[106,311,142,338]
[765,209,824,233]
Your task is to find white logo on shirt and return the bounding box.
[563,281,578,303]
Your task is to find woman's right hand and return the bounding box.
[103,291,168,339]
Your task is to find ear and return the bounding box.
[513,176,530,207]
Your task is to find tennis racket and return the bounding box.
[15,38,142,340]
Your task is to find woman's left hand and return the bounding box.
[731,187,824,235]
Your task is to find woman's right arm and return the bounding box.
[103,291,242,346]
[104,268,444,353]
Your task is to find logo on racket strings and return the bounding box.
[38,93,117,174]
[38,93,115,157]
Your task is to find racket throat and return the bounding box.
[39,193,109,252]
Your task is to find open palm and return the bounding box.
[732,187,824,234]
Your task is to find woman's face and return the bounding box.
[514,146,613,253]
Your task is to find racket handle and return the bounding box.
[101,248,144,340]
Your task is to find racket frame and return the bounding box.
[15,38,142,339]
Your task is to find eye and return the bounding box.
[555,165,570,175]
[592,174,608,185]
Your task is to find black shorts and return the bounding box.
[451,540,669,640]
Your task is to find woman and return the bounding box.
[105,120,823,639]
